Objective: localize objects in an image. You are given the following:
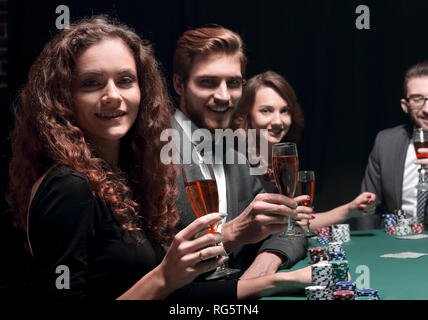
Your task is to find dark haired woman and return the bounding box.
[232,71,376,235]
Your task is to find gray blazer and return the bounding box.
[171,116,307,271]
[360,124,427,228]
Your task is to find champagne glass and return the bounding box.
[413,128,428,191]
[297,170,317,237]
[182,162,240,279]
[272,142,303,238]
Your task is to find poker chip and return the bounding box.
[411,222,424,234]
[317,236,330,245]
[394,209,407,219]
[356,289,380,300]
[387,225,397,235]
[383,214,396,233]
[329,250,347,261]
[309,247,327,264]
[311,262,333,287]
[305,285,332,300]
[409,216,419,224]
[318,227,330,237]
[330,260,349,283]
[333,290,355,300]
[327,242,344,260]
[335,281,356,292]
[331,224,351,243]
[327,242,343,254]
[355,296,377,300]
[395,225,411,236]
[398,218,411,227]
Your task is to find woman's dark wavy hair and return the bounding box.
[7,15,179,245]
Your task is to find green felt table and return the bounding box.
[263,229,428,300]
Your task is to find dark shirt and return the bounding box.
[28,165,237,300]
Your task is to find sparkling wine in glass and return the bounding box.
[184,178,219,233]
[413,128,428,191]
[182,162,240,279]
[297,170,317,237]
[272,142,303,238]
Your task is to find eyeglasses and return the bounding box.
[405,95,428,109]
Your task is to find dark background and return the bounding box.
[1,0,427,293]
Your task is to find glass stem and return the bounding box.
[287,217,293,232]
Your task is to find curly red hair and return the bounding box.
[7,15,179,245]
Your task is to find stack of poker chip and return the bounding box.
[411,222,424,234]
[333,290,355,300]
[330,260,349,283]
[356,289,380,300]
[383,214,396,234]
[329,251,346,261]
[327,241,343,254]
[394,209,407,220]
[355,296,376,300]
[335,281,356,292]
[396,218,411,236]
[318,227,330,237]
[305,286,332,300]
[311,262,333,287]
[309,247,327,264]
[398,218,411,227]
[409,216,419,224]
[327,242,345,260]
[395,225,410,236]
[387,225,397,235]
[317,236,330,245]
[331,224,351,243]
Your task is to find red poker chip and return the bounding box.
[318,227,330,236]
[309,248,326,264]
[387,226,396,235]
[411,223,424,233]
[333,290,355,300]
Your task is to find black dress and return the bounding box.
[28,165,237,300]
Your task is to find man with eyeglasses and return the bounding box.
[360,61,428,229]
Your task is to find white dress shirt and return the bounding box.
[401,141,418,217]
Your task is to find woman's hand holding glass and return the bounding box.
[159,213,228,290]
[294,195,315,229]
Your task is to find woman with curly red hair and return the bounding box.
[8,16,318,300]
[7,15,234,300]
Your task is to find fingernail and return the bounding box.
[369,200,373,204]
[307,196,312,200]
[358,205,364,210]
[312,215,316,219]
[219,212,228,218]
[308,221,311,225]
[367,195,371,199]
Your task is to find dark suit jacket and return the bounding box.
[360,124,428,229]
[171,115,307,272]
